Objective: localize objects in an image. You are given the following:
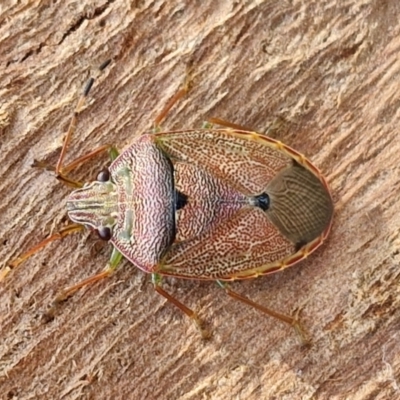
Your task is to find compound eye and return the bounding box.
[97,167,110,182]
[97,226,112,241]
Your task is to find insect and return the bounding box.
[2,61,333,340]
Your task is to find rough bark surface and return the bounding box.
[1,1,400,399]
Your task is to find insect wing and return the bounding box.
[155,129,293,195]
[160,206,295,279]
[155,129,333,280]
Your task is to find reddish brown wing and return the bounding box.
[155,129,293,196]
[154,129,332,280]
[159,206,295,279]
[152,130,296,279]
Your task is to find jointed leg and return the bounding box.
[207,116,288,138]
[33,144,119,188]
[216,280,308,344]
[1,223,84,282]
[152,273,210,339]
[206,117,254,132]
[45,247,123,319]
[153,70,192,130]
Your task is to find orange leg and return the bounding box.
[217,281,308,344]
[62,144,115,173]
[208,116,288,138]
[1,223,84,282]
[153,88,188,128]
[207,117,254,132]
[152,274,210,339]
[33,144,118,188]
[45,248,123,320]
[152,69,256,135]
[153,70,192,129]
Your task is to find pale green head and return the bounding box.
[66,180,118,238]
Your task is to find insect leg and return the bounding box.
[152,273,210,339]
[62,144,120,173]
[206,117,254,131]
[207,116,288,137]
[1,223,84,282]
[33,144,119,188]
[216,280,308,344]
[153,69,192,129]
[43,247,123,321]
[58,144,117,188]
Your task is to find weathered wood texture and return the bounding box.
[1,1,400,399]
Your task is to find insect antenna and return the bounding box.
[55,59,112,185]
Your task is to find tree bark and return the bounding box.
[1,1,400,399]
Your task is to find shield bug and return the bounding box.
[2,61,333,340]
